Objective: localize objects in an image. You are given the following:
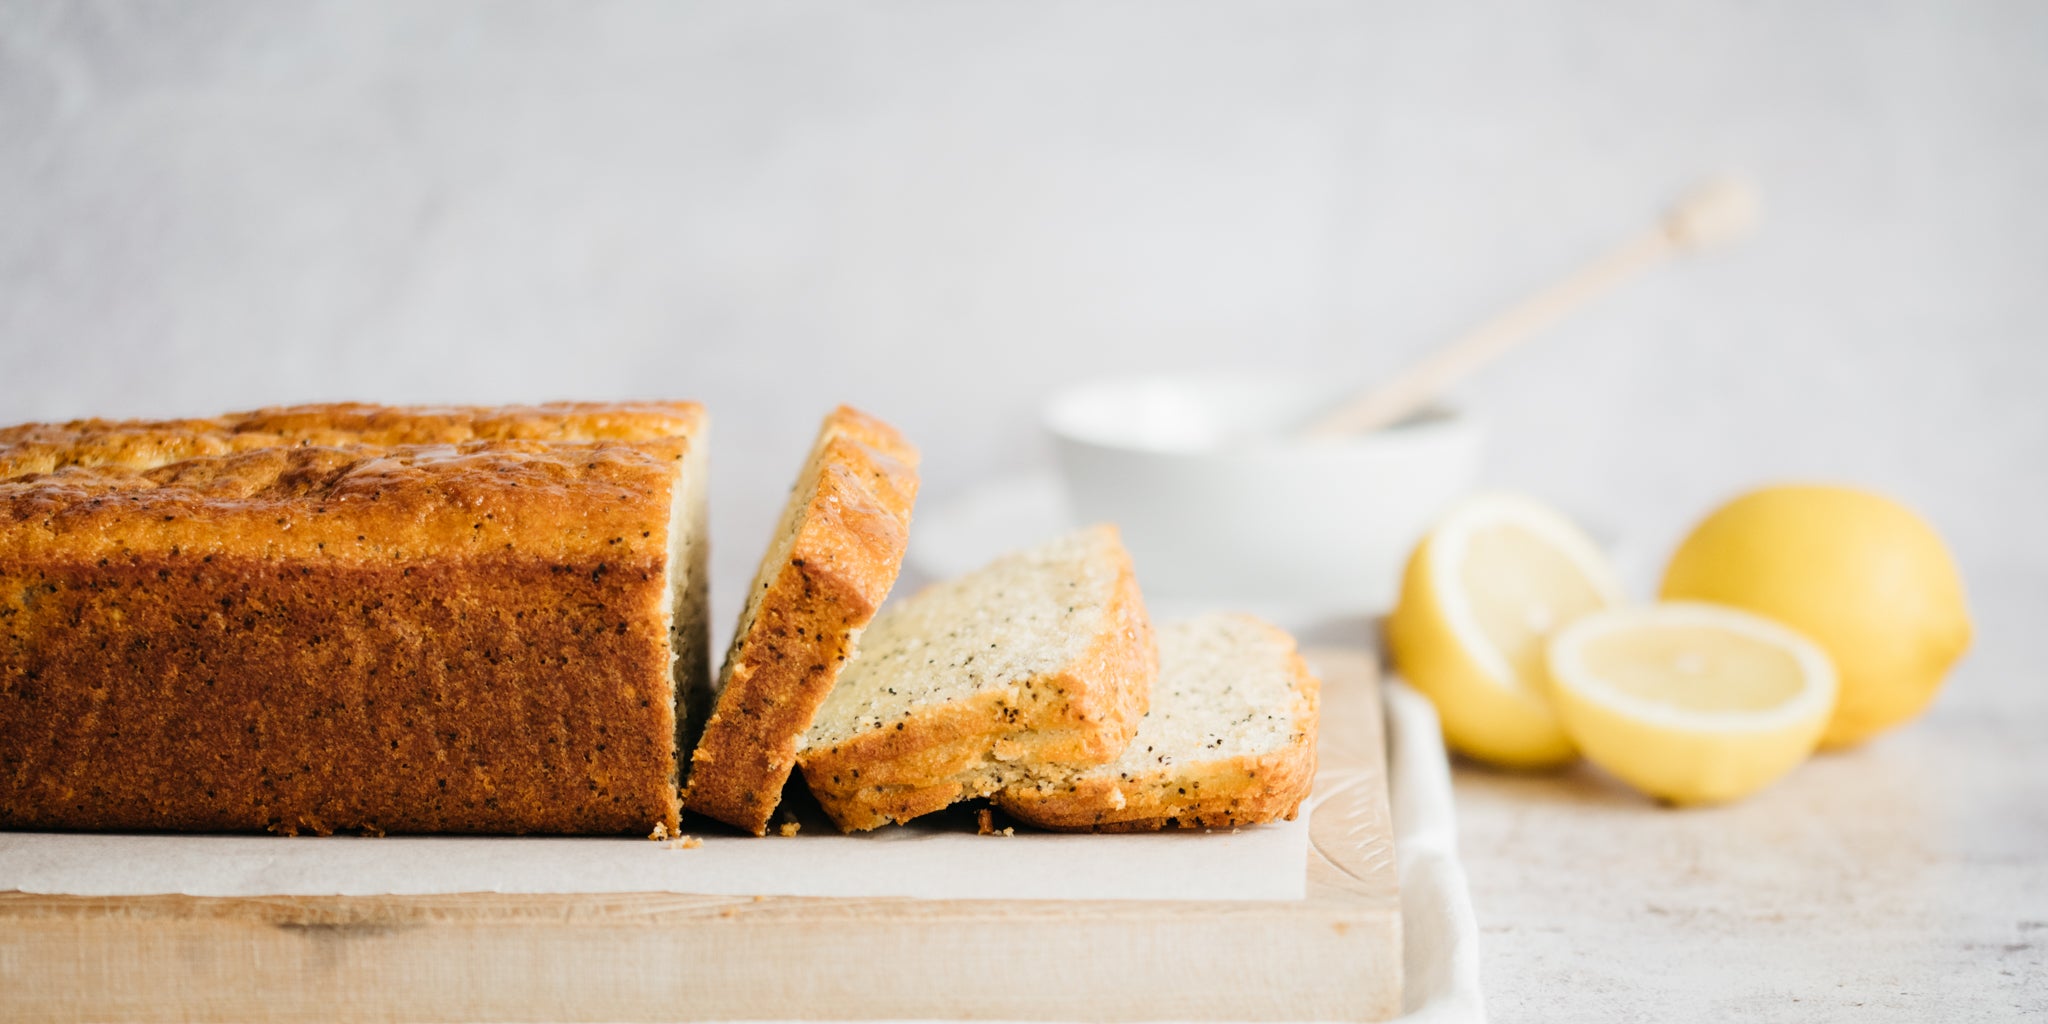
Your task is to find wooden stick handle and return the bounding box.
[1300,177,1757,439]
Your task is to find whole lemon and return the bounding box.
[1659,485,1971,748]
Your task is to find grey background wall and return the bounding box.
[3,2,2043,625]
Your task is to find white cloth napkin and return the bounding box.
[1385,680,1488,1024]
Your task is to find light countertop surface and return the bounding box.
[1445,572,2045,1022]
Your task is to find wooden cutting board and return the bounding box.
[0,650,1400,1022]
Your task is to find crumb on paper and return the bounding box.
[974,807,1016,837]
[777,820,800,837]
[650,822,701,849]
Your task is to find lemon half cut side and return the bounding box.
[1546,602,1838,806]
[1388,493,1623,768]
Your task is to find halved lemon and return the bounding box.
[1545,602,1837,805]
[1387,494,1622,768]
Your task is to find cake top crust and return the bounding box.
[0,402,704,563]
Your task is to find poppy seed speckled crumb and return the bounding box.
[993,613,1320,832]
[797,525,1157,832]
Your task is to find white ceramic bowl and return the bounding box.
[1044,372,1484,615]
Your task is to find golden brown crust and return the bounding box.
[0,401,706,479]
[798,543,1157,832]
[993,620,1321,832]
[0,403,705,835]
[685,407,919,834]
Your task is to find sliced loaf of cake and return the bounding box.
[0,402,709,835]
[797,524,1156,832]
[994,613,1320,831]
[685,406,919,834]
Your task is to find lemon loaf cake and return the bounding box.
[0,402,708,835]
[994,613,1320,831]
[685,406,918,834]
[797,525,1156,832]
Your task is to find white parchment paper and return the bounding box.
[0,808,1307,902]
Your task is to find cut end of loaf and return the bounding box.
[665,418,713,823]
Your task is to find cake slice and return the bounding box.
[0,402,708,835]
[684,406,919,834]
[797,524,1157,832]
[994,613,1321,831]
